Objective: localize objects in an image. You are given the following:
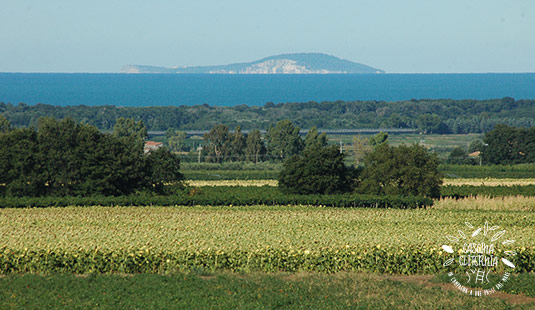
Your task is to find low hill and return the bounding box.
[121,53,384,74]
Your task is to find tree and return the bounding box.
[352,135,371,166]
[145,147,184,194]
[266,120,304,161]
[203,124,231,163]
[358,144,442,198]
[369,132,388,146]
[447,147,473,165]
[245,129,266,163]
[278,145,355,195]
[167,130,187,152]
[229,126,247,161]
[113,117,147,146]
[483,124,535,164]
[304,126,328,149]
[417,114,452,134]
[0,114,11,133]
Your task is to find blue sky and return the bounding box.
[1,0,533,73]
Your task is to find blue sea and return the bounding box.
[1,73,534,107]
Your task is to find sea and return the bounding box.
[1,73,534,107]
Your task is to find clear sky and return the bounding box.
[1,0,534,73]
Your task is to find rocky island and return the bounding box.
[121,53,384,74]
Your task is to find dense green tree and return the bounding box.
[266,120,304,161]
[358,144,442,198]
[113,117,147,146]
[447,147,473,165]
[0,117,183,197]
[417,114,452,134]
[145,147,184,194]
[229,126,247,161]
[2,99,535,133]
[279,145,355,195]
[245,129,266,163]
[0,114,11,133]
[468,140,485,153]
[483,124,535,164]
[304,126,328,149]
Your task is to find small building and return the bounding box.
[144,141,163,153]
[468,151,481,157]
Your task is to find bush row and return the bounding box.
[440,164,535,179]
[0,247,532,274]
[0,186,432,209]
[441,185,535,198]
[183,170,279,180]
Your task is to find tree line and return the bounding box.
[447,124,535,165]
[200,120,327,163]
[0,116,183,197]
[1,97,534,133]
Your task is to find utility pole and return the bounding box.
[340,140,343,154]
[197,146,202,163]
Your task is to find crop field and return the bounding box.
[1,197,534,275]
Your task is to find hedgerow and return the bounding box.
[0,186,432,209]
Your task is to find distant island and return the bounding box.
[121,53,384,74]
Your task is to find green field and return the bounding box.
[1,272,534,309]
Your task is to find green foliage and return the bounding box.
[0,186,432,209]
[417,114,452,134]
[440,164,535,179]
[279,145,355,195]
[245,129,266,163]
[167,130,187,152]
[203,124,231,163]
[368,131,388,146]
[0,118,183,197]
[441,185,535,198]
[447,147,474,165]
[145,148,184,194]
[266,120,304,161]
[3,98,535,134]
[483,124,535,164]
[113,117,147,146]
[229,126,246,161]
[0,114,11,133]
[304,126,327,149]
[359,144,442,198]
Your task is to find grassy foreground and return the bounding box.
[1,272,534,309]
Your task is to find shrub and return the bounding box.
[358,144,442,198]
[278,145,355,195]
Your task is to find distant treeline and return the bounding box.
[1,97,534,133]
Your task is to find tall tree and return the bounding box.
[0,114,11,133]
[203,124,231,163]
[265,120,304,161]
[167,130,187,152]
[352,135,371,166]
[229,126,247,161]
[113,117,147,146]
[304,126,328,149]
[245,129,266,163]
